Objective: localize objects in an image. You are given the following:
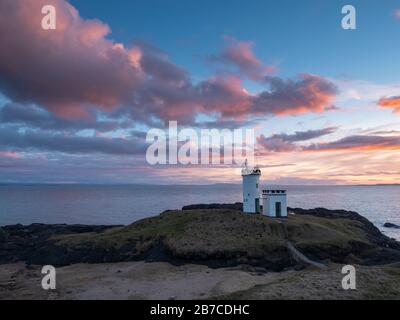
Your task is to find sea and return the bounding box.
[0,184,399,240]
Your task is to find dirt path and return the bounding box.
[278,219,327,269]
[287,241,327,269]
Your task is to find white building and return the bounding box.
[241,160,288,217]
[241,161,261,213]
[261,190,287,218]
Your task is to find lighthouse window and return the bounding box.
[256,183,259,189]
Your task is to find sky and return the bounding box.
[0,0,399,185]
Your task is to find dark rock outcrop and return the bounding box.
[0,223,119,265]
[384,222,400,229]
[182,203,243,211]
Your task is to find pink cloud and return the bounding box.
[209,36,276,81]
[0,151,21,159]
[250,74,337,116]
[0,0,338,127]
[0,0,144,119]
[196,75,251,118]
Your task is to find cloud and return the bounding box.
[269,127,337,142]
[0,0,143,118]
[124,72,337,126]
[135,41,189,86]
[395,9,400,19]
[257,136,298,152]
[251,74,338,116]
[195,75,251,118]
[264,176,342,185]
[327,170,400,177]
[257,127,337,152]
[0,127,147,155]
[189,73,337,122]
[0,0,338,128]
[208,37,275,81]
[0,151,21,159]
[258,129,400,154]
[378,96,400,113]
[369,130,400,135]
[304,135,400,152]
[0,102,126,132]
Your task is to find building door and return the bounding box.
[255,198,260,213]
[275,202,281,217]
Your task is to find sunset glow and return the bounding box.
[0,0,399,185]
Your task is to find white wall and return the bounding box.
[242,174,260,213]
[262,194,287,217]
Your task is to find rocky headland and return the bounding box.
[1,204,400,299]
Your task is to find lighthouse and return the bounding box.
[241,160,261,213]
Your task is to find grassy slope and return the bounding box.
[56,209,371,246]
[52,208,382,268]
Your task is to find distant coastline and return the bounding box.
[0,182,399,186]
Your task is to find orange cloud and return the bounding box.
[378,96,400,113]
[254,147,400,185]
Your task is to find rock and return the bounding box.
[182,203,243,211]
[0,224,120,265]
[384,222,400,229]
[0,227,6,242]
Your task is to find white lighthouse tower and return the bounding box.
[241,160,261,213]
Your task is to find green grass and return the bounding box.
[52,208,385,264]
[55,210,196,249]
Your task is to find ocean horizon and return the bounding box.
[1,183,399,240]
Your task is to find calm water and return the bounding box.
[0,184,399,240]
